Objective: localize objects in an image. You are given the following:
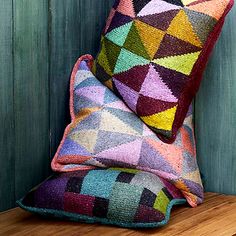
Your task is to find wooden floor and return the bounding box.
[0,193,236,236]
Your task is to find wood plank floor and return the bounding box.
[0,193,236,236]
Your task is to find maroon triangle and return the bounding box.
[154,34,202,59]
[136,94,177,116]
[152,63,189,98]
[137,10,179,31]
[114,65,149,92]
[107,11,133,33]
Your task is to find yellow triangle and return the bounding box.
[100,110,139,136]
[167,10,202,47]
[181,0,198,5]
[97,41,113,76]
[152,51,201,75]
[141,106,177,131]
[70,130,98,153]
[135,20,165,59]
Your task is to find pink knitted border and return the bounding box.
[51,54,95,172]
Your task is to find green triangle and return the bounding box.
[114,48,150,74]
[97,39,113,76]
[123,23,150,60]
[152,51,201,75]
[105,22,133,47]
[104,38,122,73]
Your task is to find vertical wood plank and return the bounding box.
[0,0,15,211]
[49,0,114,157]
[13,0,50,199]
[195,9,236,194]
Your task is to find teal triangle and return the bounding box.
[105,22,133,47]
[114,48,150,74]
[103,89,119,104]
[94,130,137,153]
[75,77,102,90]
[105,107,143,134]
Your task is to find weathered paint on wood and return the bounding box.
[13,0,50,200]
[195,8,236,194]
[49,0,114,157]
[0,0,15,211]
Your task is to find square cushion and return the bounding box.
[18,168,186,228]
[51,55,203,207]
[92,0,234,143]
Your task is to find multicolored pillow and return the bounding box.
[18,168,187,228]
[92,0,234,143]
[51,55,203,207]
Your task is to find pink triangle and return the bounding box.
[146,137,183,174]
[117,0,135,18]
[137,0,181,17]
[140,65,177,102]
[113,79,139,112]
[97,139,142,165]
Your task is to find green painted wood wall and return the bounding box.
[0,0,235,212]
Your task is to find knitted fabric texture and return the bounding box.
[92,0,234,143]
[51,55,203,207]
[17,168,186,228]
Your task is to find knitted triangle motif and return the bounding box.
[93,0,233,143]
[51,56,204,212]
[123,22,150,59]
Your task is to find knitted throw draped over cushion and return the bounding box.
[51,55,203,208]
[92,0,234,143]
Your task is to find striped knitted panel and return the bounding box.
[93,0,234,143]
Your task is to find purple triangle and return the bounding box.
[138,10,179,31]
[152,63,189,98]
[113,78,139,112]
[107,11,133,33]
[155,34,202,59]
[58,138,90,157]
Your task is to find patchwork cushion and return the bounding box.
[51,55,203,207]
[17,168,186,228]
[92,0,234,143]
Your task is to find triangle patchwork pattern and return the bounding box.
[138,10,180,31]
[107,11,133,33]
[133,0,153,15]
[134,20,165,59]
[141,106,177,131]
[123,22,150,59]
[167,10,202,47]
[114,64,149,92]
[140,65,177,102]
[113,48,150,74]
[154,34,202,59]
[105,22,133,47]
[184,8,217,44]
[137,0,181,16]
[152,51,201,75]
